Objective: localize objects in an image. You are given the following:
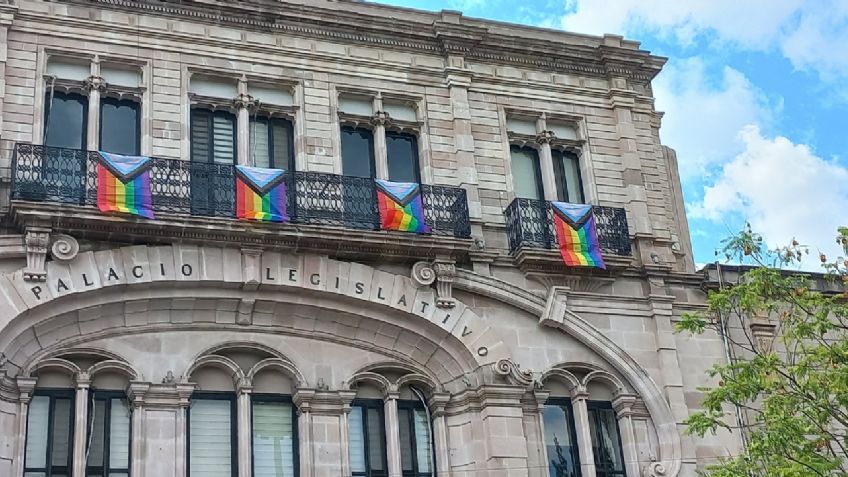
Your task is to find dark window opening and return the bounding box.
[341,127,375,178]
[99,97,140,156]
[249,117,294,171]
[398,400,434,477]
[543,399,582,477]
[386,132,420,183]
[24,389,75,477]
[510,145,544,200]
[86,391,131,477]
[587,401,626,477]
[44,91,87,150]
[190,109,237,165]
[552,149,584,204]
[349,399,388,477]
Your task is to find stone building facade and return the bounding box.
[0,1,740,476]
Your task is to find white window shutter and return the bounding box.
[348,407,366,473]
[190,399,233,477]
[25,396,50,469]
[252,401,295,477]
[413,409,433,472]
[109,399,131,469]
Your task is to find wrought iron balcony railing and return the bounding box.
[504,197,631,256]
[10,144,471,238]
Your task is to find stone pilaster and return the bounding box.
[338,390,357,477]
[293,389,316,477]
[84,58,104,152]
[127,382,149,477]
[234,76,255,166]
[371,93,389,180]
[72,372,91,477]
[612,394,640,477]
[383,390,402,477]
[570,386,596,477]
[175,383,195,477]
[237,379,253,477]
[428,392,450,476]
[14,377,37,477]
[524,389,550,477]
[535,114,559,201]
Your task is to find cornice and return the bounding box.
[38,0,666,82]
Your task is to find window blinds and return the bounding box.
[348,407,366,474]
[252,401,295,477]
[109,399,131,470]
[51,398,72,469]
[412,409,432,473]
[250,119,271,169]
[190,399,233,477]
[191,110,236,165]
[212,115,236,165]
[25,396,50,470]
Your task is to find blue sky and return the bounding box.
[377,0,848,269]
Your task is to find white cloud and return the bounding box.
[652,57,774,179]
[561,0,848,82]
[689,125,848,265]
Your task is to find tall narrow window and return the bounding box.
[552,150,584,203]
[398,401,433,477]
[340,127,375,178]
[44,92,87,150]
[100,97,140,156]
[251,395,297,477]
[587,402,626,477]
[543,399,581,477]
[86,392,131,477]
[188,394,237,477]
[510,145,544,200]
[349,400,387,477]
[249,117,294,170]
[386,132,420,183]
[24,390,75,477]
[191,109,237,164]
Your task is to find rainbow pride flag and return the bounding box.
[96,152,154,219]
[551,202,605,269]
[376,180,431,234]
[235,165,289,223]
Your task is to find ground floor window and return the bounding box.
[349,399,388,477]
[543,399,581,477]
[251,395,297,477]
[86,392,131,477]
[587,401,626,477]
[25,389,75,477]
[397,400,433,477]
[188,393,237,477]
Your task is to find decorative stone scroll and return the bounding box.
[493,358,540,389]
[0,245,507,366]
[50,234,80,262]
[411,260,456,309]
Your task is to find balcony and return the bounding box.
[10,144,472,260]
[504,197,632,271]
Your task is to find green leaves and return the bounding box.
[683,226,848,477]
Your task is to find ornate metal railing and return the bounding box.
[504,197,631,256]
[10,144,471,238]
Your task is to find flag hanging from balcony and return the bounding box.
[376,180,431,234]
[96,152,155,219]
[551,202,605,269]
[235,165,289,223]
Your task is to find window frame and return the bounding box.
[24,388,76,477]
[396,399,435,477]
[543,397,583,477]
[551,148,585,204]
[509,144,545,200]
[43,90,89,150]
[249,393,300,477]
[99,96,142,156]
[340,126,377,179]
[186,391,239,477]
[189,108,238,165]
[248,115,295,171]
[350,398,388,477]
[586,401,626,477]
[384,130,421,184]
[85,390,132,477]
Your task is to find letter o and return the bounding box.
[477,347,489,357]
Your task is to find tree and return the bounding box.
[677,225,848,477]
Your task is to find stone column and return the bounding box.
[612,394,639,477]
[85,58,104,152]
[237,381,253,477]
[372,93,389,180]
[525,389,550,477]
[71,372,91,477]
[383,390,402,477]
[175,383,195,477]
[127,382,149,477]
[14,377,37,477]
[429,393,450,475]
[234,76,253,166]
[338,390,357,477]
[571,386,596,477]
[294,389,315,477]
[535,115,558,201]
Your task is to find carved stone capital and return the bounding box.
[50,234,80,262]
[370,110,391,127]
[24,227,50,282]
[16,377,38,404]
[232,93,257,110]
[535,130,557,144]
[83,75,107,92]
[749,313,777,353]
[433,260,457,308]
[127,381,150,408]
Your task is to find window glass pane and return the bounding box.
[250,119,271,169]
[191,110,211,163]
[553,150,584,203]
[413,408,432,473]
[271,121,293,171]
[366,408,385,471]
[45,94,86,149]
[190,399,232,477]
[510,147,542,199]
[383,101,416,122]
[386,133,419,183]
[543,404,579,477]
[252,401,295,477]
[348,407,366,473]
[190,78,237,98]
[88,400,106,467]
[338,96,372,116]
[100,99,139,156]
[212,114,236,165]
[101,65,141,88]
[109,399,131,469]
[47,60,90,81]
[398,409,414,472]
[549,121,578,140]
[506,117,537,135]
[250,86,293,107]
[590,408,624,473]
[25,473,47,477]
[51,398,72,468]
[25,396,50,469]
[341,128,374,178]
